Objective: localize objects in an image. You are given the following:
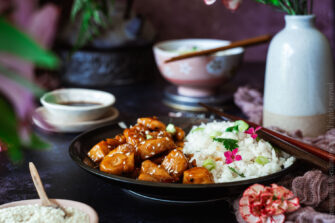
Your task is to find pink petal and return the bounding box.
[226,158,233,164]
[251,134,258,139]
[255,126,262,132]
[235,155,242,161]
[232,148,238,155]
[224,151,232,158]
[245,127,255,134]
[203,0,216,5]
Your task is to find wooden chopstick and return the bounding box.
[199,103,334,172]
[165,34,273,63]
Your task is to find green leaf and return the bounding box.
[0,65,45,97]
[0,18,59,69]
[93,10,102,25]
[213,138,239,151]
[228,166,245,177]
[71,0,85,21]
[0,97,22,162]
[226,125,239,133]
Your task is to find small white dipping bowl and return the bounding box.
[0,199,98,223]
[41,88,115,123]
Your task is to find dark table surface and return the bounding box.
[0,63,266,223]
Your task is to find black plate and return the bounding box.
[69,117,297,202]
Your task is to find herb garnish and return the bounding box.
[225,125,239,133]
[213,137,238,151]
[228,166,245,177]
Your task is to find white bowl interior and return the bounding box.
[42,88,115,109]
[154,39,244,57]
[0,199,98,223]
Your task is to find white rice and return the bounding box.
[183,121,295,183]
[0,204,90,223]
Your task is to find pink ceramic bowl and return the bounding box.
[153,39,244,97]
[0,199,98,223]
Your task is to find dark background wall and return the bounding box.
[135,0,334,62]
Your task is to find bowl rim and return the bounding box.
[40,88,115,111]
[0,198,99,223]
[69,117,297,190]
[153,38,245,57]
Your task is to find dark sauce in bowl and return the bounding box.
[58,101,102,107]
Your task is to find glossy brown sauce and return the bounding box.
[58,101,102,106]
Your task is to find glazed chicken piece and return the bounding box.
[99,152,135,175]
[147,130,172,140]
[161,149,188,180]
[105,138,123,150]
[87,140,110,163]
[174,127,185,142]
[138,160,174,183]
[114,134,126,144]
[137,117,166,131]
[138,137,176,159]
[131,123,149,132]
[175,141,185,148]
[183,167,214,184]
[107,143,135,157]
[123,127,146,147]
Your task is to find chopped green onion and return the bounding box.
[203,159,216,171]
[255,156,269,165]
[228,166,245,177]
[146,134,153,140]
[166,123,176,134]
[191,127,204,133]
[210,131,222,138]
[234,120,249,132]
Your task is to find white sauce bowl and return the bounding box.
[40,88,116,123]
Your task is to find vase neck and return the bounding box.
[285,15,315,29]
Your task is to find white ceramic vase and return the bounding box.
[263,15,334,136]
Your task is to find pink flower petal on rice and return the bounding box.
[245,127,254,134]
[224,151,232,158]
[235,155,242,161]
[226,158,233,164]
[232,148,238,155]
